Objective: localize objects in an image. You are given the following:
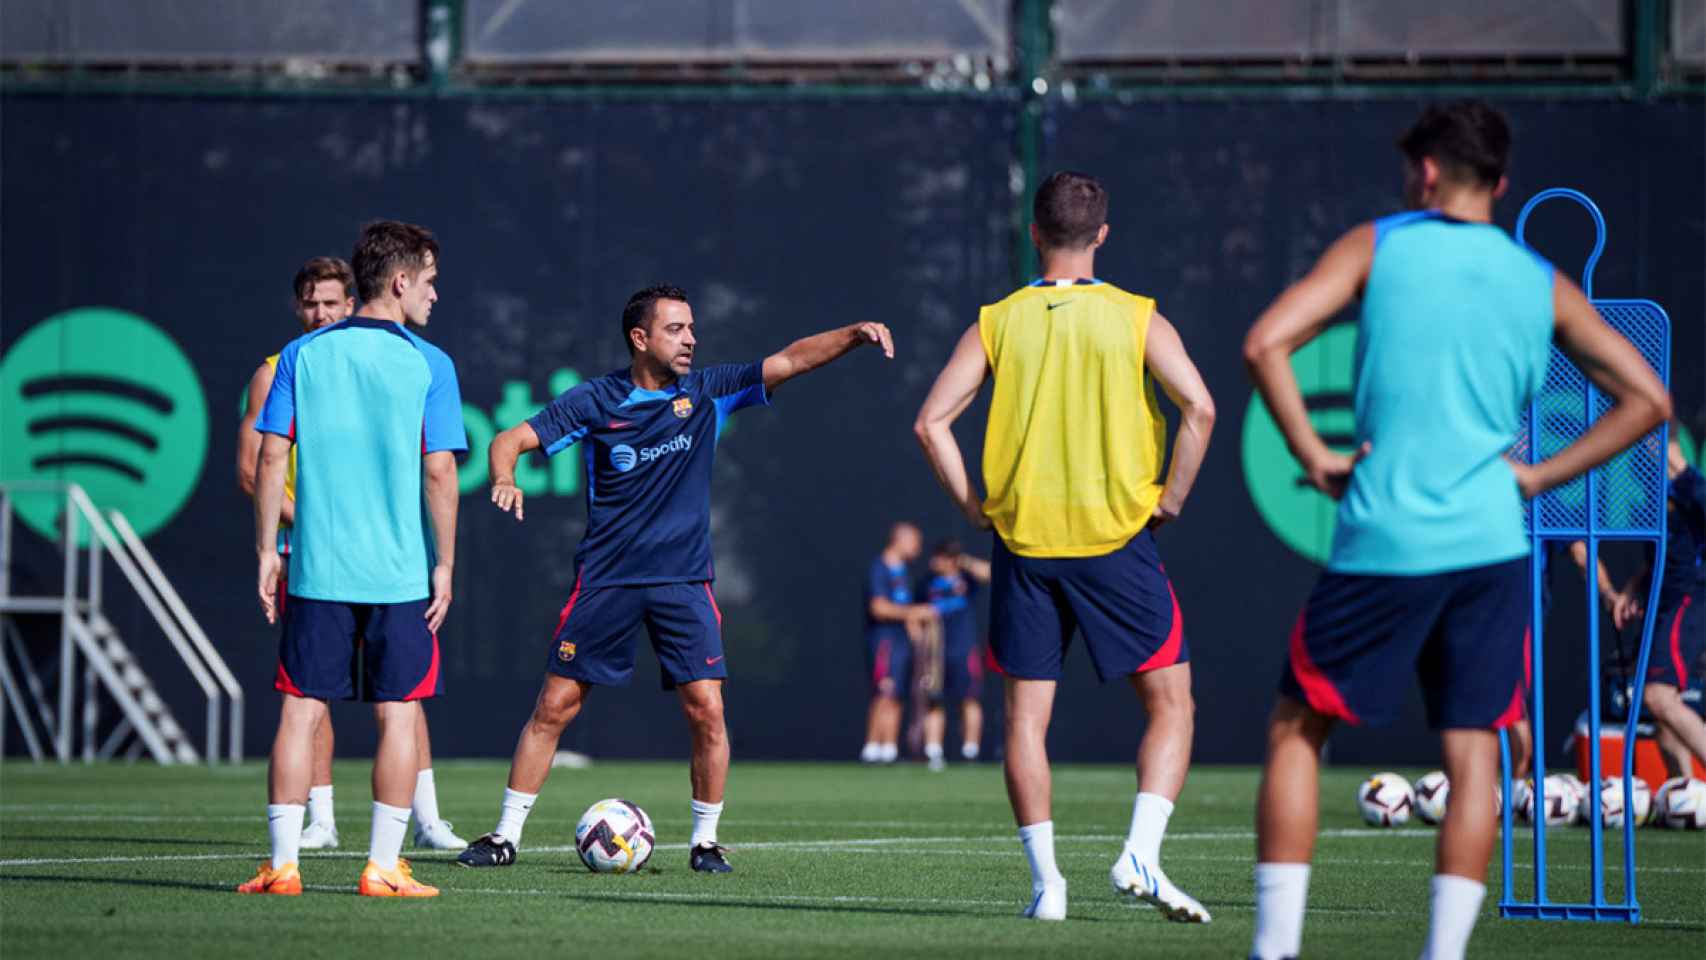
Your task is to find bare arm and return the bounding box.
[489,422,542,521]
[254,432,291,623]
[868,597,938,626]
[762,322,894,393]
[238,363,294,525]
[422,450,459,632]
[1512,276,1672,497]
[1243,224,1375,498]
[957,554,991,582]
[913,324,991,529]
[1145,311,1216,527]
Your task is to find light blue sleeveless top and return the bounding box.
[1329,211,1554,575]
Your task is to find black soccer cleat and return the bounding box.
[689,842,733,874]
[456,833,517,868]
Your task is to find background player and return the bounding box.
[915,170,1218,923]
[920,540,991,766]
[1242,101,1672,960]
[236,258,466,853]
[861,522,938,764]
[245,221,466,897]
[457,284,894,873]
[1607,432,1706,777]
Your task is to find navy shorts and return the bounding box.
[276,595,440,703]
[1279,558,1527,729]
[866,628,913,697]
[990,529,1188,683]
[548,579,725,689]
[1649,592,1703,690]
[941,634,985,704]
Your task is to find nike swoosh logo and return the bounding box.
[1046,301,1073,311]
[705,656,724,666]
[380,875,399,892]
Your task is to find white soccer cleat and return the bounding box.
[1022,881,1067,921]
[298,819,339,850]
[1110,852,1211,923]
[413,818,468,851]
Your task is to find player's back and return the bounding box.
[267,318,460,603]
[1332,212,1552,575]
[979,280,1167,558]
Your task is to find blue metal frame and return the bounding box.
[1498,188,1670,923]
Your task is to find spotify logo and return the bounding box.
[0,307,208,544]
[1240,322,1358,566]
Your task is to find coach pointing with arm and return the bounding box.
[465,284,891,874]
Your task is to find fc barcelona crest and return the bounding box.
[558,640,576,662]
[672,396,693,419]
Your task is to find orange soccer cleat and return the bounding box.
[236,861,303,895]
[358,858,439,898]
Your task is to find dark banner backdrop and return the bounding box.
[2,94,1700,768]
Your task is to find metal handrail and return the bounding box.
[108,510,243,763]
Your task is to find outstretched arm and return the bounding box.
[762,322,894,392]
[1145,311,1216,528]
[1512,275,1671,498]
[489,422,542,522]
[1243,223,1375,498]
[914,324,991,529]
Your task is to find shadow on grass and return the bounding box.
[0,873,233,894]
[49,835,255,849]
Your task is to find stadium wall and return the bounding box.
[1,94,1700,766]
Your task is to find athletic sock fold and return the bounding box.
[306,785,334,827]
[412,768,440,827]
[494,787,537,847]
[1420,874,1486,960]
[1124,791,1175,864]
[266,803,305,870]
[1017,820,1065,890]
[367,801,411,871]
[1252,862,1311,960]
[690,799,725,848]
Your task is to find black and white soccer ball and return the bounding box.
[1357,772,1414,827]
[1654,777,1706,830]
[1518,775,1579,827]
[575,798,656,873]
[1584,776,1652,828]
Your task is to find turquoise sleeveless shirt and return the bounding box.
[1329,211,1554,575]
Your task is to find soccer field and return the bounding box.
[0,762,1700,958]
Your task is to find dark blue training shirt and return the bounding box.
[1660,465,1706,608]
[527,361,768,588]
[923,572,980,654]
[865,558,912,646]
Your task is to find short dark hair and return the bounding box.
[1397,101,1511,188]
[351,220,439,302]
[293,256,355,302]
[933,539,963,559]
[622,284,690,353]
[1033,171,1108,250]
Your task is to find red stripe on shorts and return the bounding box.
[1669,596,1693,687]
[1287,610,1361,724]
[274,662,307,698]
[553,572,585,639]
[404,630,441,701]
[703,583,723,627]
[1136,579,1185,672]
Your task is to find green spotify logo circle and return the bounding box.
[1241,323,1359,566]
[0,307,208,544]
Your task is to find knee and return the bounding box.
[1149,684,1195,723]
[1644,683,1681,713]
[682,694,726,738]
[531,691,580,732]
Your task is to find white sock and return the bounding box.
[879,742,898,762]
[860,742,881,762]
[961,742,979,760]
[307,785,334,827]
[367,801,411,871]
[690,799,724,848]
[924,742,944,761]
[266,803,305,870]
[494,787,537,846]
[1017,820,1065,891]
[1124,791,1174,864]
[412,768,440,828]
[1420,874,1486,960]
[1252,863,1311,960]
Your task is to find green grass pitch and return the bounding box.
[1,761,1701,957]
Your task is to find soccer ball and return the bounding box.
[574,798,656,873]
[1518,775,1580,827]
[1654,777,1706,830]
[1357,772,1414,827]
[1584,777,1652,828]
[1413,771,1450,825]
